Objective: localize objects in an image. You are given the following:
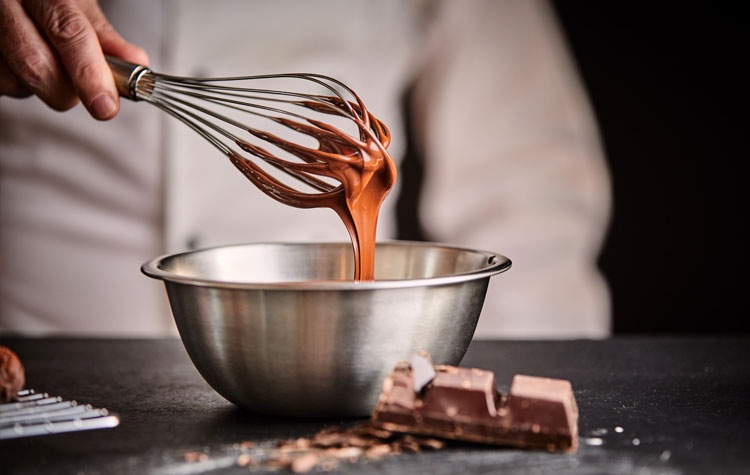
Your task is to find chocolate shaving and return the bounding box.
[231,423,444,473]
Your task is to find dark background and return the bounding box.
[551,2,745,334]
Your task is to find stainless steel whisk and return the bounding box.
[106,56,391,199]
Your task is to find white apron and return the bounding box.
[0,0,612,338]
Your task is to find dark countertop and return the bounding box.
[1,336,748,474]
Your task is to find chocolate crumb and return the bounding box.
[365,443,392,459]
[290,452,320,473]
[245,422,445,473]
[236,453,257,467]
[183,451,208,463]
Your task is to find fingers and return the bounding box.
[89,4,149,66]
[0,55,32,98]
[26,0,122,119]
[0,0,148,120]
[0,0,79,110]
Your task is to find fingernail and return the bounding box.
[89,93,116,119]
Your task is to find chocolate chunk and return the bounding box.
[410,351,437,393]
[0,345,25,403]
[371,355,578,452]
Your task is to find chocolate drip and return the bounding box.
[229,95,396,281]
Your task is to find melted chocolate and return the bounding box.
[228,94,396,281]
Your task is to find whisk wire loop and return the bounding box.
[106,56,388,197]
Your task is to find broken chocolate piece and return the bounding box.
[410,351,436,393]
[0,345,25,403]
[370,355,578,452]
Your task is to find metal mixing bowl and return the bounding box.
[141,241,511,417]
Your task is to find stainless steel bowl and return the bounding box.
[142,241,511,417]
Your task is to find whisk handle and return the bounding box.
[106,55,150,100]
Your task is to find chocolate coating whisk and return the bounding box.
[107,55,397,280]
[106,56,394,205]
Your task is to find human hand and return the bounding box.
[0,0,148,120]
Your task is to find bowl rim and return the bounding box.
[141,240,511,290]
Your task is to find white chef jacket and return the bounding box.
[0,0,612,338]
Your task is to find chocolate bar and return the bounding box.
[371,353,578,452]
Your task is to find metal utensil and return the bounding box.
[107,56,397,281]
[0,389,119,439]
[107,56,390,197]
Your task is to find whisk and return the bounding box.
[106,56,397,280]
[107,55,393,196]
